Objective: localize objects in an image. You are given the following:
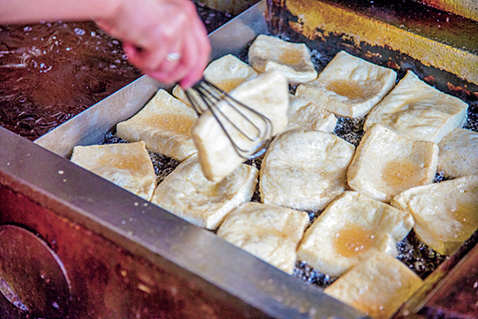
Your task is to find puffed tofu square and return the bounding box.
[285,95,337,133]
[248,34,317,84]
[71,141,156,201]
[151,156,258,230]
[324,252,423,319]
[116,89,198,161]
[260,129,355,211]
[295,50,396,117]
[297,191,414,277]
[347,124,438,203]
[193,71,289,182]
[391,175,478,255]
[364,71,468,143]
[438,128,478,178]
[172,54,258,106]
[217,202,309,274]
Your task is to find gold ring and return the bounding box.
[166,52,181,62]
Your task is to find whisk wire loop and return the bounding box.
[185,78,273,159]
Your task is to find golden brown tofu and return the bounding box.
[391,175,478,255]
[365,71,468,143]
[248,34,317,83]
[71,141,156,201]
[324,252,423,319]
[297,191,413,276]
[260,129,355,211]
[151,156,258,230]
[217,202,309,274]
[192,71,289,182]
[348,124,438,202]
[285,95,337,133]
[296,50,396,117]
[172,54,258,106]
[116,89,198,161]
[438,128,478,178]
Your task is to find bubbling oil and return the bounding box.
[0,4,234,140]
[0,21,142,140]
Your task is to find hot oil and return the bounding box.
[334,116,366,146]
[0,21,142,140]
[397,231,447,279]
[0,4,234,141]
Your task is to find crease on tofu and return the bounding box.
[324,252,423,319]
[192,71,289,183]
[347,124,438,203]
[70,141,156,201]
[391,175,478,255]
[295,50,397,117]
[438,128,478,178]
[297,191,414,277]
[248,34,317,84]
[172,54,258,106]
[364,71,468,143]
[151,155,258,230]
[116,89,198,161]
[217,202,309,274]
[285,94,337,133]
[260,129,355,211]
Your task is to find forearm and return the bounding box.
[0,0,121,23]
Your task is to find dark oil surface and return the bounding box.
[0,21,142,140]
[0,4,234,141]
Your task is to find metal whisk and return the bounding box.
[185,78,273,159]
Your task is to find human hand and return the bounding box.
[96,0,211,89]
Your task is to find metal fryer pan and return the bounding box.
[1,2,364,318]
[3,0,478,317]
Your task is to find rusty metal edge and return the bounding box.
[414,0,478,22]
[284,0,478,85]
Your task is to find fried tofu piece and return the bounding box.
[324,252,423,319]
[438,128,478,178]
[71,141,156,201]
[217,202,309,274]
[364,71,468,143]
[151,156,258,230]
[295,50,396,117]
[391,175,478,255]
[285,95,337,133]
[193,71,289,182]
[172,54,258,106]
[248,34,317,84]
[260,129,355,211]
[116,89,198,161]
[297,191,414,277]
[348,124,438,203]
